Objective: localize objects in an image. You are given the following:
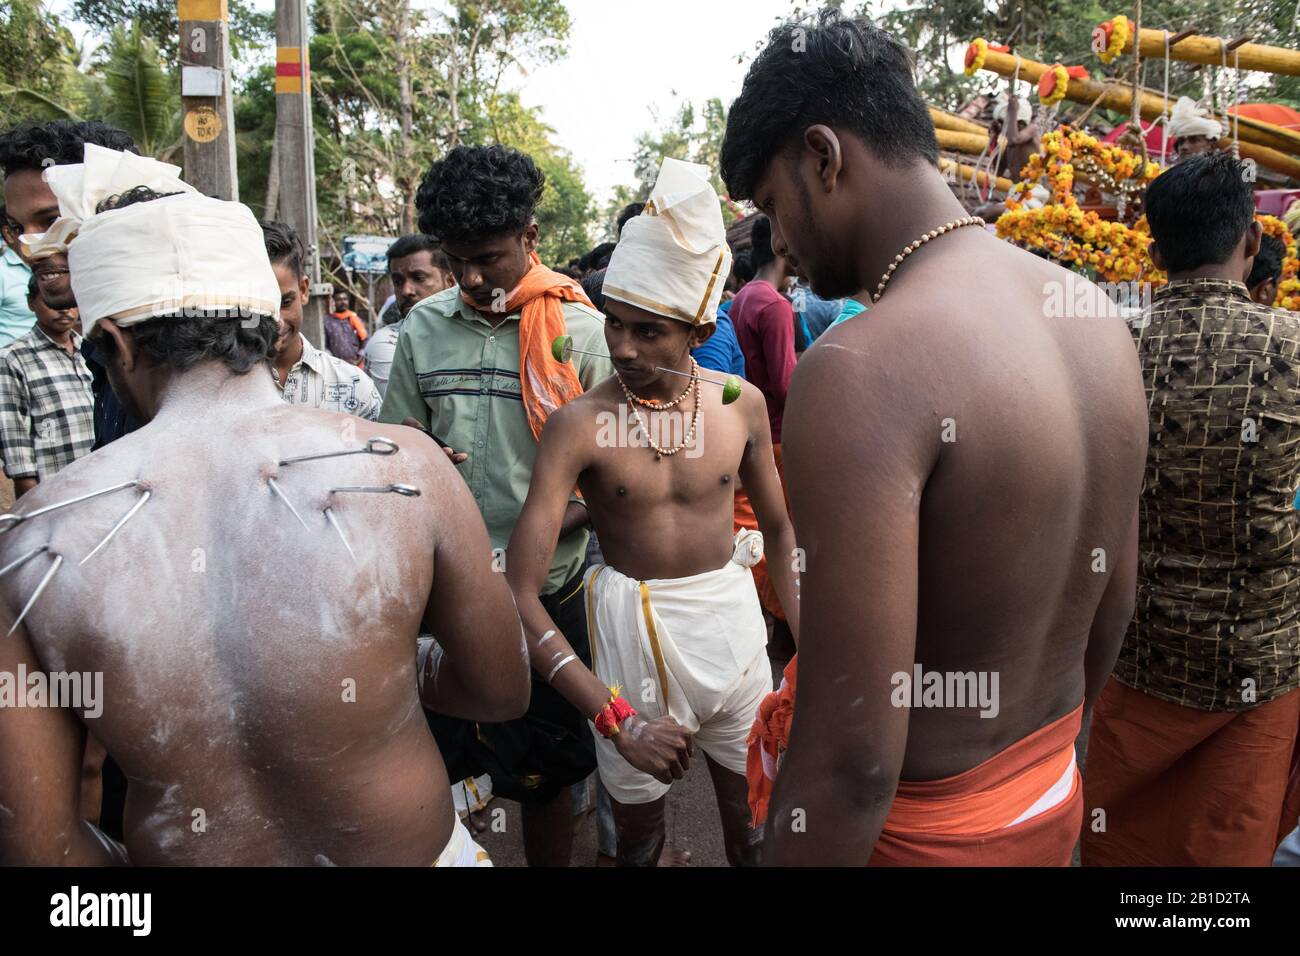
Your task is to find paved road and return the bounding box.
[474,755,731,867]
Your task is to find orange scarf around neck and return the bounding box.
[462,251,595,440]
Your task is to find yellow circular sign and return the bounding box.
[184,107,223,144]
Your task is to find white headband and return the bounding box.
[1168,96,1222,141]
[21,144,279,336]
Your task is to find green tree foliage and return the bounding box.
[95,22,180,160]
[618,96,741,231]
[70,0,273,68]
[0,0,89,125]
[306,0,594,269]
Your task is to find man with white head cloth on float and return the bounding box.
[991,83,1041,183]
[0,145,530,866]
[505,157,800,867]
[1168,96,1223,163]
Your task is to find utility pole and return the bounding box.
[275,0,328,348]
[177,1,238,199]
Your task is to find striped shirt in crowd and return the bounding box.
[0,325,95,480]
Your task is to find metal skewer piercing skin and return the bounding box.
[0,479,153,635]
[322,484,420,560]
[551,335,743,405]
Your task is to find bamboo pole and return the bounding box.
[1112,25,1300,76]
[934,128,991,155]
[929,107,987,135]
[975,46,1300,159]
[937,156,1013,193]
[938,122,1300,183]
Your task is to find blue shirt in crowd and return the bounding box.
[692,310,746,378]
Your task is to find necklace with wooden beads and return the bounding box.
[872,216,985,303]
[618,362,702,461]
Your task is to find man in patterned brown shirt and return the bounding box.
[1083,153,1300,866]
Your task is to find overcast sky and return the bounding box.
[511,0,798,203]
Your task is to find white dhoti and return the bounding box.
[584,530,773,804]
[431,816,493,867]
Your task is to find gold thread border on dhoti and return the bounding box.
[586,566,606,680]
[638,581,671,714]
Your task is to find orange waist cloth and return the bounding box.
[870,703,1084,866]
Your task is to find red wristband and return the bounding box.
[594,695,637,738]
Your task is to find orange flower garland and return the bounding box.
[964,37,1010,76]
[1093,15,1131,65]
[1000,128,1165,284]
[1258,214,1300,310]
[1037,64,1090,107]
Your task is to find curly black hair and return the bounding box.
[720,9,936,202]
[97,314,280,375]
[0,120,138,176]
[415,145,545,243]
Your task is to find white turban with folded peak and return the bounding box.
[602,157,732,327]
[1167,97,1222,141]
[21,143,280,337]
[993,93,1032,125]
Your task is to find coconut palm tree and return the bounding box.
[1,19,180,162]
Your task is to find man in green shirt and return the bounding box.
[380,144,611,866]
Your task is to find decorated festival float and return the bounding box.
[940,12,1300,311]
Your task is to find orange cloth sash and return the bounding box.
[746,662,1084,865]
[331,309,368,342]
[746,655,797,827]
[461,251,595,440]
[882,702,1082,836]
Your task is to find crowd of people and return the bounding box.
[0,9,1296,867]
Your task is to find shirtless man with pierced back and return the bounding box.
[0,153,528,866]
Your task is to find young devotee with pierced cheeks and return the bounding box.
[506,158,799,867]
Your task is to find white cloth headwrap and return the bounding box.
[603,158,731,327]
[21,144,280,337]
[993,93,1032,125]
[1168,97,1222,141]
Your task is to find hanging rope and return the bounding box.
[1130,0,1143,132]
[1233,47,1242,159]
[1160,31,1171,163]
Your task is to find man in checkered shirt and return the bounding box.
[0,274,94,497]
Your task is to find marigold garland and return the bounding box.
[1094,15,1131,65]
[1000,128,1164,284]
[998,144,1300,311]
[964,38,989,76]
[1037,64,1090,107]
[1258,214,1300,310]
